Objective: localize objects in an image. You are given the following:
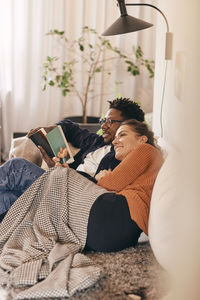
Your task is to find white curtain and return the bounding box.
[0,0,157,160]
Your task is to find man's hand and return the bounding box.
[38,146,55,168]
[27,125,56,137]
[27,127,41,137]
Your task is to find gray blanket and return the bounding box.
[0,167,107,299]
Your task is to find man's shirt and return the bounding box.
[76,145,111,176]
[57,118,120,176]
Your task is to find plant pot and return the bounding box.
[66,116,100,133]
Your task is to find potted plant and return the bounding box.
[42,26,154,128]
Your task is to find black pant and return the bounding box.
[85,193,142,252]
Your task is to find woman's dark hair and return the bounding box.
[121,119,158,148]
[108,98,144,122]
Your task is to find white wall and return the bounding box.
[152,1,200,299]
[153,0,200,148]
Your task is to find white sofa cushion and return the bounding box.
[148,151,182,272]
[9,136,43,167]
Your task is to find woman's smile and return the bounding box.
[112,125,147,161]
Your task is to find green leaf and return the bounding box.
[115,93,122,99]
[94,67,102,73]
[48,80,55,86]
[125,60,133,66]
[132,70,140,76]
[62,89,67,96]
[47,56,52,62]
[56,75,60,82]
[79,44,84,51]
[53,29,65,35]
[136,46,143,59]
[43,63,49,68]
[113,48,121,55]
[96,128,103,136]
[62,88,71,96]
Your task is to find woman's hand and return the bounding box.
[95,169,111,181]
[53,157,69,168]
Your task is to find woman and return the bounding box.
[0,120,163,298]
[53,118,163,252]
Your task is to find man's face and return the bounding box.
[101,108,124,143]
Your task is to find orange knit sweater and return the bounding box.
[97,143,163,235]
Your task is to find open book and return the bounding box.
[29,125,76,164]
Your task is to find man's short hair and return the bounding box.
[108,98,144,122]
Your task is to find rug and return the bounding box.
[68,242,169,300]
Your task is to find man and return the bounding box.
[37,98,145,176]
[0,98,144,218]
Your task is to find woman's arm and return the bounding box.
[97,143,161,191]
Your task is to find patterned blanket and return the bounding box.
[0,167,107,299]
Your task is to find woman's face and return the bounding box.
[112,125,147,161]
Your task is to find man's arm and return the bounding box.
[27,119,103,169]
[57,119,101,149]
[27,120,100,149]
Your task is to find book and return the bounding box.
[29,128,54,158]
[29,125,75,164]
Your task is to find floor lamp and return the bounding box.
[102,0,173,137]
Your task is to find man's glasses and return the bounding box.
[99,118,123,127]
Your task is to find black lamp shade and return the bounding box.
[102,15,153,36]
